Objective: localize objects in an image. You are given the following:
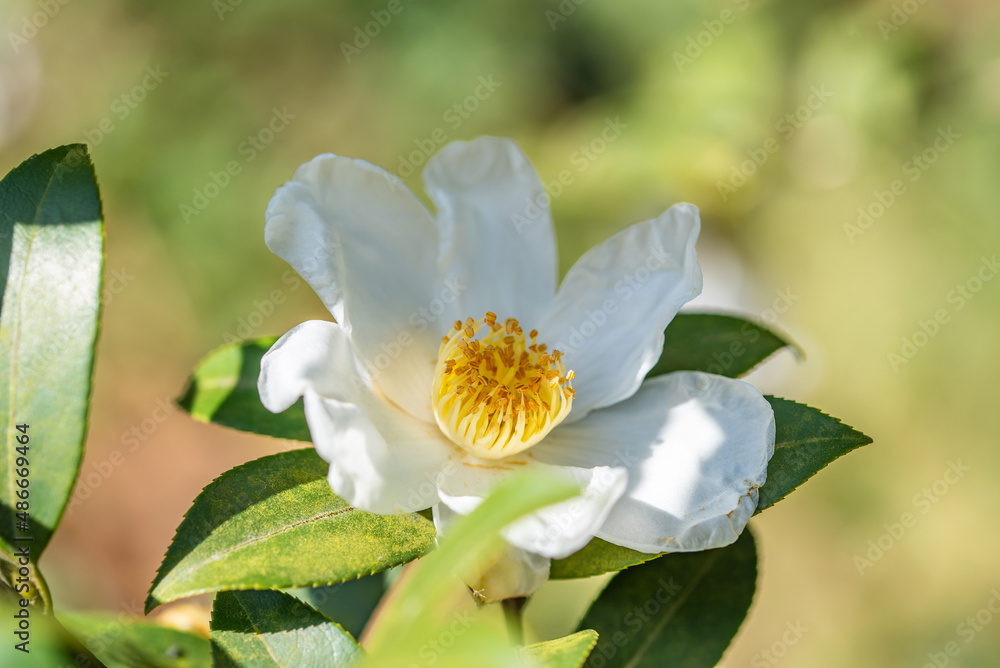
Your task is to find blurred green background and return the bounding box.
[2,0,998,665]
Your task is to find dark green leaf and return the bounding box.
[648,313,794,379]
[178,337,310,441]
[756,396,872,511]
[0,145,103,562]
[292,572,389,640]
[518,630,599,668]
[61,612,210,668]
[211,589,362,667]
[146,449,435,613]
[577,528,757,668]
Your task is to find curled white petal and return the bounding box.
[424,137,558,327]
[436,457,627,559]
[258,320,348,414]
[533,371,775,553]
[539,204,703,421]
[259,320,453,514]
[266,154,443,421]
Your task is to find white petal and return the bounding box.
[259,321,454,513]
[538,204,702,420]
[303,391,452,514]
[533,371,775,553]
[436,456,627,559]
[265,154,444,421]
[423,137,557,326]
[433,504,550,602]
[258,320,350,414]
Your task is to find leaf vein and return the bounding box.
[235,595,287,666]
[4,162,60,547]
[622,551,721,668]
[170,507,354,583]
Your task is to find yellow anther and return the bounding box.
[431,314,575,459]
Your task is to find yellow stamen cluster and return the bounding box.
[432,312,575,459]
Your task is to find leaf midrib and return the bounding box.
[621,550,721,668]
[235,594,286,666]
[4,164,60,548]
[772,434,866,451]
[163,506,353,587]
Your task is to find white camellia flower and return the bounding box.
[258,137,776,602]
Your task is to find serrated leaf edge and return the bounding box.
[210,590,363,667]
[145,449,434,613]
[754,395,873,513]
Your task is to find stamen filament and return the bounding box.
[431,313,574,459]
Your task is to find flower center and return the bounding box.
[432,312,575,459]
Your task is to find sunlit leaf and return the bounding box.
[146,449,435,612]
[363,470,580,668]
[518,630,599,668]
[0,599,107,667]
[0,145,103,565]
[549,538,653,580]
[61,612,210,668]
[178,337,310,441]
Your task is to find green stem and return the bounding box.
[0,559,51,613]
[502,597,527,646]
[32,565,53,614]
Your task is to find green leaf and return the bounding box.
[552,398,872,579]
[0,145,103,563]
[146,448,435,613]
[0,599,108,667]
[210,589,362,667]
[291,572,389,640]
[363,470,580,667]
[178,337,310,441]
[577,528,757,668]
[648,313,794,379]
[756,396,872,512]
[518,630,600,668]
[61,612,210,668]
[550,538,656,580]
